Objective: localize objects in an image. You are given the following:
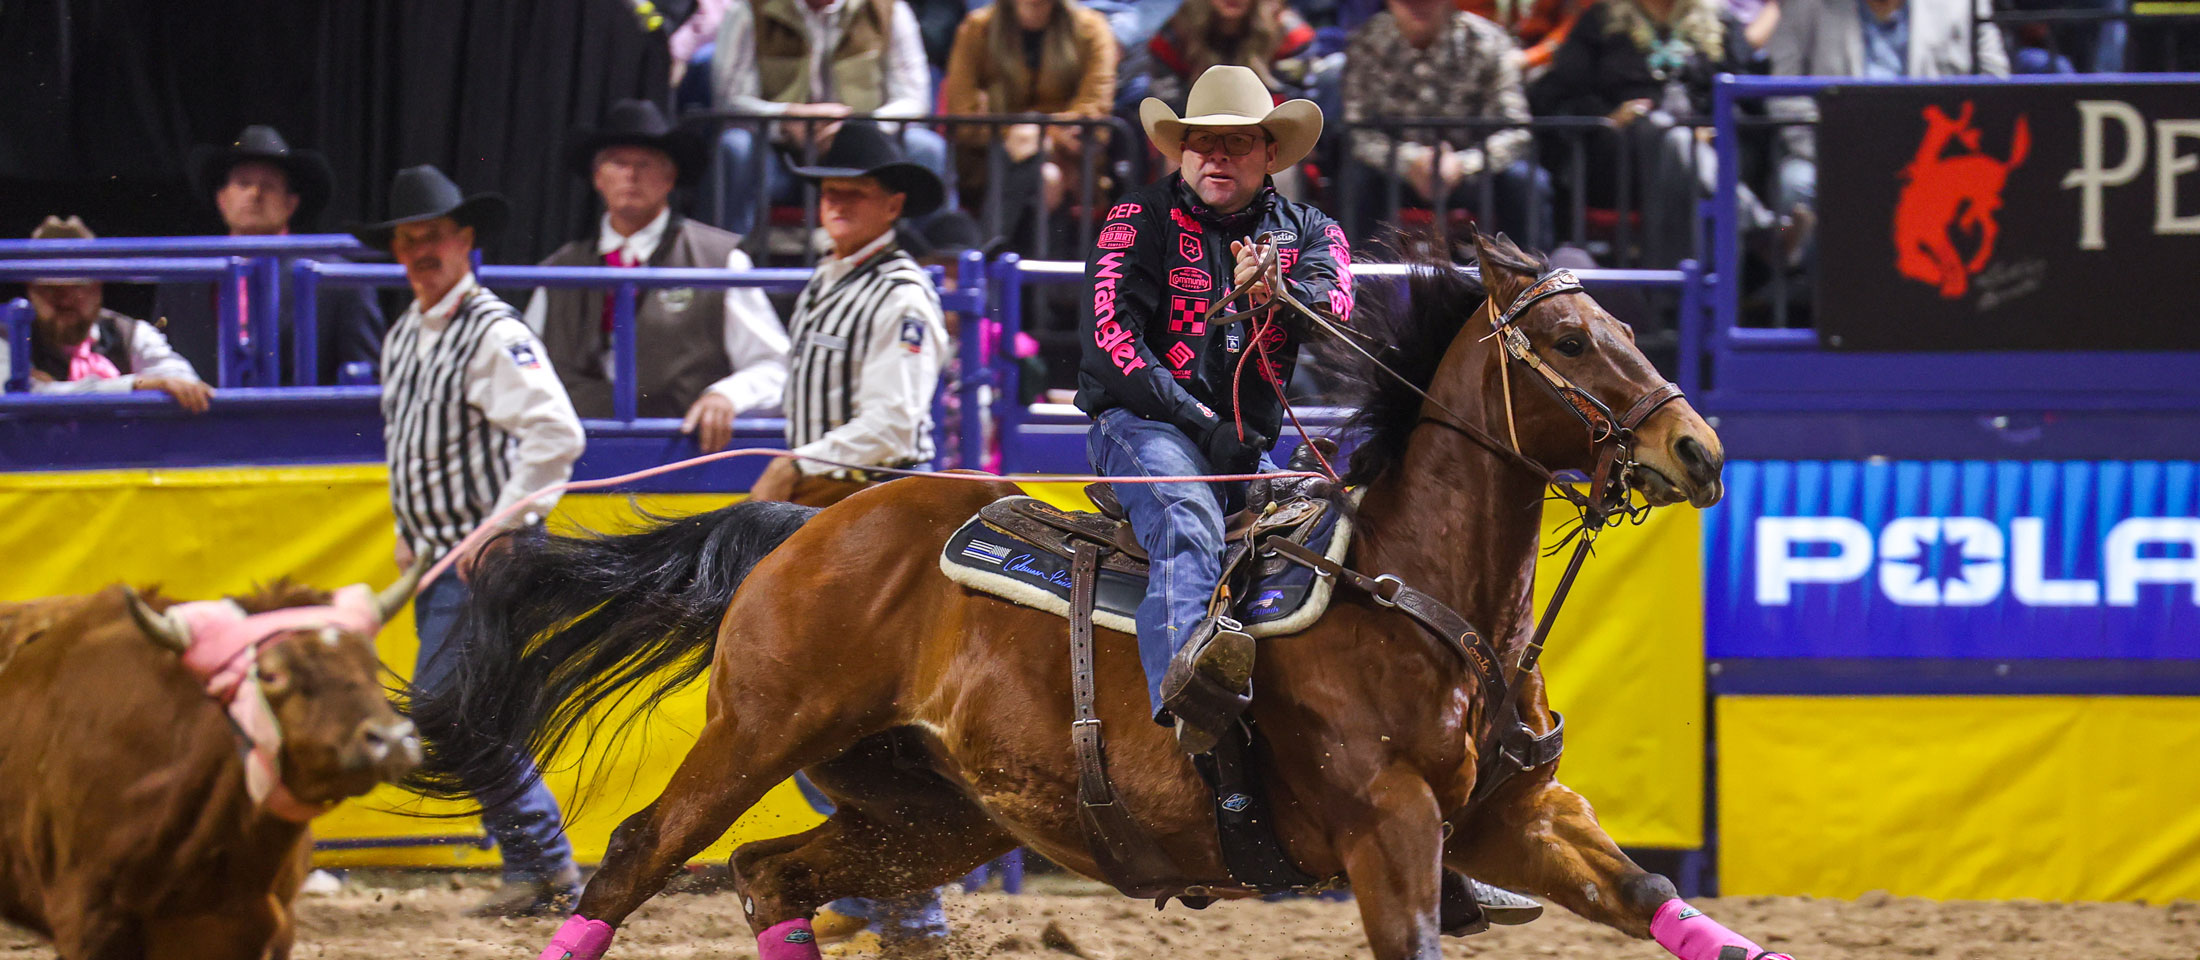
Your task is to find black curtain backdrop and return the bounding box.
[0,0,669,264]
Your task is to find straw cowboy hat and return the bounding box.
[347,165,509,252]
[1139,65,1323,176]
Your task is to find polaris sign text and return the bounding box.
[1706,460,2198,659]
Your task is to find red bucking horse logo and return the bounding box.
[1893,102,2030,299]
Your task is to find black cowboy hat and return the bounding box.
[189,125,336,227]
[786,120,945,218]
[565,99,710,187]
[347,165,509,252]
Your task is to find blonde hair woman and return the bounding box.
[942,0,1118,247]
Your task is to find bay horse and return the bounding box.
[410,233,1782,960]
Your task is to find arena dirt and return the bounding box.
[5,875,2196,958]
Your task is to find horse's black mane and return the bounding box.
[1316,242,1548,486]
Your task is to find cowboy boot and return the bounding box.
[1159,615,1256,754]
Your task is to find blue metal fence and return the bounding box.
[0,257,263,390]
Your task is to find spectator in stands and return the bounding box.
[1530,0,1798,268]
[3,216,210,412]
[1121,0,1318,195]
[710,0,948,237]
[1341,0,1554,245]
[526,101,789,453]
[351,165,586,920]
[942,0,1118,248]
[152,125,386,385]
[1517,0,1594,70]
[748,122,948,510]
[1766,0,2007,222]
[1126,0,1315,116]
[670,0,732,87]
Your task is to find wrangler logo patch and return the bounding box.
[1090,252,1147,375]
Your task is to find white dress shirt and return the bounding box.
[0,311,200,393]
[406,274,586,527]
[522,208,791,415]
[711,0,931,125]
[787,230,946,474]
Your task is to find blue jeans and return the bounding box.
[415,574,578,883]
[1085,407,1273,720]
[713,124,952,236]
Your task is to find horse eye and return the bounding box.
[1555,336,1587,358]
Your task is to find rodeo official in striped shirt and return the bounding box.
[747,121,949,508]
[351,165,588,919]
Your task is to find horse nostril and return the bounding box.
[1674,435,1719,482]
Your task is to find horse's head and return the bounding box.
[1467,232,1724,508]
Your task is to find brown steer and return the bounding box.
[0,572,422,960]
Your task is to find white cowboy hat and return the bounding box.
[1139,65,1323,176]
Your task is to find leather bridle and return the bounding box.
[1221,253,1690,796]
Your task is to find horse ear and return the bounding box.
[1471,231,1530,309]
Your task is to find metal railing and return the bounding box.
[1975,2,2200,72]
[0,235,381,392]
[290,252,991,467]
[1337,116,1629,257]
[684,110,1133,260]
[0,258,261,391]
[0,234,367,261]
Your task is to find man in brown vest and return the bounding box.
[525,101,791,453]
[707,0,948,236]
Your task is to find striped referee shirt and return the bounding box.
[382,274,586,561]
[783,231,946,474]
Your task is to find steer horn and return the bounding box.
[374,558,431,624]
[124,586,193,652]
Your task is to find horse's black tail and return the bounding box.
[401,499,817,807]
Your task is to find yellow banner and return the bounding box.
[1720,695,2200,902]
[0,467,823,867]
[1,467,1704,865]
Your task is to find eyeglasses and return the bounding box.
[1182,130,1268,158]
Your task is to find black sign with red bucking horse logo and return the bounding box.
[1816,82,2200,351]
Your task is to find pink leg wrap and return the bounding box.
[755,918,822,960]
[1650,899,1792,960]
[537,915,616,960]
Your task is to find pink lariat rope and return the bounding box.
[419,447,1325,592]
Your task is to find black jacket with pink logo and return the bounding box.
[1074,174,1353,448]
